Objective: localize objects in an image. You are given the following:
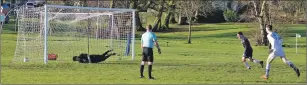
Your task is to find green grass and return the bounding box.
[1,22,306,84]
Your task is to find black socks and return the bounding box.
[140,65,144,76]
[148,65,152,78]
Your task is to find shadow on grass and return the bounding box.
[99,62,139,65]
[160,26,240,33]
[158,31,238,40]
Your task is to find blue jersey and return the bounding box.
[141,32,157,48]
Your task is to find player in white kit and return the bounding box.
[261,25,300,80]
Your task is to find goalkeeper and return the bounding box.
[72,49,116,63]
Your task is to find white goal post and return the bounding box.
[13,5,136,64]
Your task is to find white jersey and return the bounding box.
[267,32,285,56]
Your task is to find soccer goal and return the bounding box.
[13,5,136,64]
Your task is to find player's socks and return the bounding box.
[244,62,251,69]
[295,68,300,77]
[287,61,300,77]
[259,61,264,68]
[286,61,296,69]
[265,69,269,77]
[148,65,153,78]
[265,64,271,78]
[252,59,260,64]
[140,65,144,77]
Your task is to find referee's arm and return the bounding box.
[153,34,161,54]
[154,40,160,49]
[153,34,160,49]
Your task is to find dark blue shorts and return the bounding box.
[243,51,253,58]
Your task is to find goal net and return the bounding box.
[13,5,136,64]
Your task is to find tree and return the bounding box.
[176,0,212,44]
[129,0,145,31]
[277,0,307,24]
[162,0,175,30]
[250,0,269,46]
[63,0,74,6]
[130,0,171,31]
[152,0,165,31]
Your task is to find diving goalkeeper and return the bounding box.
[72,49,116,63]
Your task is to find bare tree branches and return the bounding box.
[175,0,213,44]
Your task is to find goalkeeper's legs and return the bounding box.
[101,53,116,61]
[280,56,300,77]
[101,49,113,57]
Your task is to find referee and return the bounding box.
[140,25,161,80]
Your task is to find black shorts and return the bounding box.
[243,50,253,58]
[142,47,153,62]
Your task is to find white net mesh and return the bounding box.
[13,5,135,63]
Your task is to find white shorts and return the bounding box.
[272,49,285,57]
[267,50,286,65]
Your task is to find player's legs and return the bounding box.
[242,56,251,69]
[246,52,264,68]
[247,58,264,68]
[242,52,251,69]
[280,56,300,77]
[263,53,276,79]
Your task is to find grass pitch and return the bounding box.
[1,22,306,84]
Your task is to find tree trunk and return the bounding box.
[153,16,161,32]
[135,12,144,31]
[110,0,114,8]
[169,1,176,23]
[162,2,175,29]
[193,11,198,22]
[258,17,268,46]
[129,0,144,31]
[188,19,192,44]
[253,0,268,46]
[153,3,163,31]
[178,14,182,24]
[170,13,176,23]
[83,0,87,7]
[162,12,171,30]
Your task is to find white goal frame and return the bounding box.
[16,5,136,64]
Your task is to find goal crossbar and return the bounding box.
[46,12,112,21]
[45,5,135,12]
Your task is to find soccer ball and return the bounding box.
[23,57,29,62]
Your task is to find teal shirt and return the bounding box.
[141,32,157,48]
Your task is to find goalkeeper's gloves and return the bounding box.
[158,48,161,54]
